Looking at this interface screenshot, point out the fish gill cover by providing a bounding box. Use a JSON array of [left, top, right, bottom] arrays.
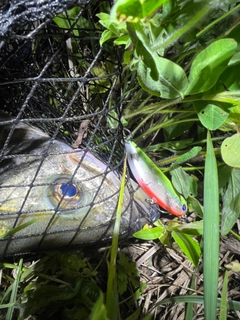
[[0, 0, 155, 257]]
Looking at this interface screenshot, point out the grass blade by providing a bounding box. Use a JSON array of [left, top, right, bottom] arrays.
[[185, 274, 196, 320], [106, 156, 127, 320], [6, 258, 23, 320], [0, 217, 42, 240], [203, 130, 219, 320], [152, 2, 211, 52], [219, 270, 229, 320], [150, 295, 240, 311]]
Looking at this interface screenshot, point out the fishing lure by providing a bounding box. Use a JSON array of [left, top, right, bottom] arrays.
[[125, 141, 187, 217]]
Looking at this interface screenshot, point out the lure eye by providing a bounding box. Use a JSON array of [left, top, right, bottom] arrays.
[[60, 183, 77, 198], [182, 204, 187, 212]]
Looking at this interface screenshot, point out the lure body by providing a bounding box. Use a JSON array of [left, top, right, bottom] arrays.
[[125, 141, 187, 217]]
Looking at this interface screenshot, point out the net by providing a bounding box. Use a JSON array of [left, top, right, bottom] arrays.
[[0, 0, 154, 257]]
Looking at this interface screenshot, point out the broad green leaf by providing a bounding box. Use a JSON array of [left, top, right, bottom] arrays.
[[123, 50, 133, 64], [125, 308, 142, 320], [118, 19, 188, 98], [74, 16, 93, 31], [97, 12, 112, 29], [24, 278, 82, 315], [218, 164, 232, 190], [177, 221, 203, 236], [153, 220, 171, 245], [228, 51, 240, 67], [81, 281, 101, 309], [138, 56, 188, 99], [186, 39, 237, 94], [89, 293, 109, 320], [170, 165, 198, 198], [228, 105, 240, 124], [111, 0, 167, 22], [108, 22, 126, 36], [188, 197, 203, 218], [133, 22, 159, 80], [194, 101, 229, 130], [53, 15, 71, 29], [107, 110, 120, 129], [114, 35, 130, 46], [221, 168, 240, 235], [203, 131, 219, 320], [226, 21, 240, 59], [53, 7, 82, 30], [221, 134, 240, 168], [97, 13, 128, 45], [175, 146, 202, 164], [127, 23, 159, 80], [133, 226, 164, 240], [100, 30, 114, 46], [117, 252, 140, 295], [172, 231, 200, 266], [163, 118, 194, 140], [98, 13, 126, 35], [153, 220, 164, 228], [152, 2, 211, 52], [218, 66, 240, 90], [159, 228, 171, 246], [53, 8, 90, 37]]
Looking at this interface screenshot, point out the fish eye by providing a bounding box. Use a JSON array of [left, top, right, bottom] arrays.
[[60, 183, 77, 198], [49, 177, 83, 208]]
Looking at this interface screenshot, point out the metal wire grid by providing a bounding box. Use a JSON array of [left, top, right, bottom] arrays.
[[0, 0, 143, 257]]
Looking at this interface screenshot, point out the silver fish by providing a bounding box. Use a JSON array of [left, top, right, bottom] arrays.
[[0, 117, 158, 257]]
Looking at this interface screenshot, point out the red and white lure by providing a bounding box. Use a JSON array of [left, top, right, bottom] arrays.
[[125, 141, 187, 217]]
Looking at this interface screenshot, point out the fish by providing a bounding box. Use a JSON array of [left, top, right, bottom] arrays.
[[125, 141, 187, 217], [0, 116, 159, 257]]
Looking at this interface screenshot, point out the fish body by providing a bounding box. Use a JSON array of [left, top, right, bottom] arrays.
[[125, 141, 187, 217], [0, 119, 158, 257]]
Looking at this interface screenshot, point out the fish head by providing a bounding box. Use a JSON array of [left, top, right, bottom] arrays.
[[0, 139, 157, 256]]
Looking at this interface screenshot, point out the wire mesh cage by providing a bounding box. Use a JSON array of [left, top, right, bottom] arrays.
[[0, 0, 156, 257]]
